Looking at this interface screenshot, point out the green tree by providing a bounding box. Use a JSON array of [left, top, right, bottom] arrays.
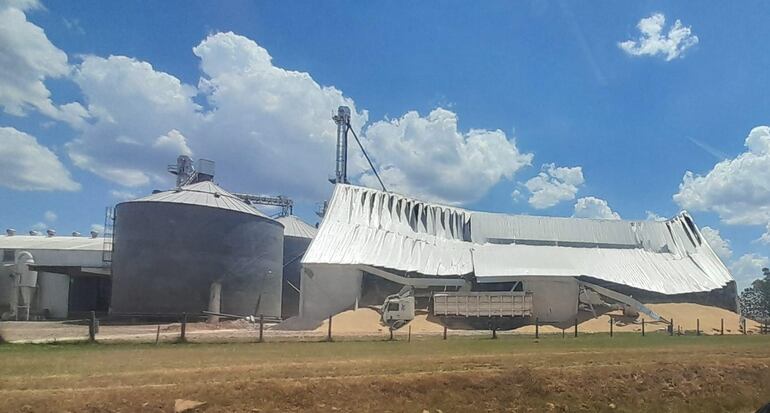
[[740, 267, 770, 321]]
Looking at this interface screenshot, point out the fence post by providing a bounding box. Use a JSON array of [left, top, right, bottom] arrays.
[[562, 328, 565, 339], [327, 315, 333, 342], [742, 318, 747, 335], [609, 316, 613, 338], [443, 325, 447, 340], [574, 318, 578, 338], [88, 311, 97, 342], [408, 325, 412, 343], [696, 318, 700, 336], [155, 324, 160, 345], [492, 327, 497, 339], [258, 314, 264, 343], [180, 312, 187, 342], [669, 318, 674, 336], [641, 319, 645, 337], [535, 318, 539, 339], [721, 318, 724, 336]]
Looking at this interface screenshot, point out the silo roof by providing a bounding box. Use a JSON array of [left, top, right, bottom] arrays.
[[276, 215, 317, 239], [128, 181, 269, 218], [0, 235, 104, 251]]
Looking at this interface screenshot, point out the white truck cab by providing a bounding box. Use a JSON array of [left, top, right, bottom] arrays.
[[380, 287, 415, 329]]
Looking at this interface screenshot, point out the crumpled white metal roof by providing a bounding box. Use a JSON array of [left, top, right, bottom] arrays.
[[302, 184, 734, 295], [277, 215, 318, 239], [0, 235, 104, 251], [128, 181, 268, 218]]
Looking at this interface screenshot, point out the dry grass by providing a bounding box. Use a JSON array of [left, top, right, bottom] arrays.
[[1, 334, 770, 412]]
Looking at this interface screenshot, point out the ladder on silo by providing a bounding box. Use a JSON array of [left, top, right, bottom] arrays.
[[102, 206, 115, 263]]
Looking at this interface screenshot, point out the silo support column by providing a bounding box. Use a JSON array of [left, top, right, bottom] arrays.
[[8, 279, 18, 320], [208, 282, 222, 324]]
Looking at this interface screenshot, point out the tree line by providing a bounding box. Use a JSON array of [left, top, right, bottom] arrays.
[[740, 267, 770, 321]]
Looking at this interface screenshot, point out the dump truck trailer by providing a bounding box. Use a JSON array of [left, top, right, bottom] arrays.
[[432, 291, 533, 317], [381, 288, 534, 330]]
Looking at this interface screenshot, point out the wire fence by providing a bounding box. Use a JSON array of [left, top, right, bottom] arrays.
[[1, 312, 768, 345]]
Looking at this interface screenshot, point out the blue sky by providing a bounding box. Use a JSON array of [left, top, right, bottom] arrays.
[[1, 0, 769, 287]]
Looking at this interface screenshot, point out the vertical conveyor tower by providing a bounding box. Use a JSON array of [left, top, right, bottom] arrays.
[[332, 106, 351, 184]]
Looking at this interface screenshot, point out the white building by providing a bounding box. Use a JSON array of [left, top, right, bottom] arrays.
[[1, 233, 107, 319], [300, 184, 736, 326]]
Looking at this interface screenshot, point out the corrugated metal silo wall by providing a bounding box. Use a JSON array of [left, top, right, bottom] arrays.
[[281, 235, 311, 319], [110, 202, 284, 318]]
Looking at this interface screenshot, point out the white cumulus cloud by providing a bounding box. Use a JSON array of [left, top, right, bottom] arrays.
[[30, 221, 46, 232], [573, 196, 621, 220], [759, 223, 770, 245], [109, 189, 138, 201], [152, 129, 192, 157], [64, 32, 531, 205], [66, 55, 202, 187], [730, 253, 769, 284], [43, 210, 57, 223], [674, 126, 770, 228], [0, 1, 88, 126], [618, 13, 698, 61], [192, 32, 367, 200], [645, 211, 667, 222], [524, 163, 584, 209], [65, 33, 366, 199], [360, 108, 532, 205], [0, 126, 80, 191], [699, 226, 732, 261]]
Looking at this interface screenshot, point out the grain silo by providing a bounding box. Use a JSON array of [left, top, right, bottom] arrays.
[[110, 181, 284, 318], [275, 215, 317, 318]]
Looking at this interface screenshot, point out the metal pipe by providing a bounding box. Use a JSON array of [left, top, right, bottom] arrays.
[[332, 106, 351, 184]]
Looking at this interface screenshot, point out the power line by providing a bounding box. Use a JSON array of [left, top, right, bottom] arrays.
[[347, 122, 387, 192]]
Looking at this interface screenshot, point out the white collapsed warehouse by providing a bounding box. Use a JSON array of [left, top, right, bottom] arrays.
[[300, 184, 736, 328]]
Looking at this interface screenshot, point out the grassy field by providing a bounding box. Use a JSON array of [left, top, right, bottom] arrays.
[[1, 334, 770, 412]]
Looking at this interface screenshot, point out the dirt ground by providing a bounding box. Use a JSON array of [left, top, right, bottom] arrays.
[[1, 335, 770, 413]]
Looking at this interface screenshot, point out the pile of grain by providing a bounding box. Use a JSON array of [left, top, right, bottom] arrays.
[[307, 309, 448, 334], [647, 303, 759, 334], [277, 303, 758, 336], [314, 308, 386, 334], [515, 303, 759, 335], [406, 314, 446, 333], [272, 316, 322, 331]]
